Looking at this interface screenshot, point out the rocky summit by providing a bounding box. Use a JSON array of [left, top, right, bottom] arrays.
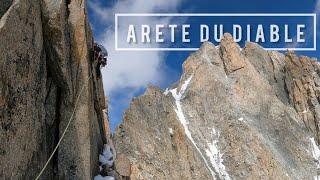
[[112, 34, 320, 180]]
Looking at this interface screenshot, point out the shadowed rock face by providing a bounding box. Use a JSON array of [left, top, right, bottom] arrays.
[[0, 0, 109, 179], [0, 0, 13, 18], [113, 34, 320, 179]]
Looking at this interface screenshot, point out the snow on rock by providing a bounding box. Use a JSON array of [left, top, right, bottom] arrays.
[[102, 145, 113, 162], [99, 144, 114, 167], [169, 76, 217, 179], [180, 76, 193, 94], [169, 128, 174, 135], [310, 137, 320, 179], [94, 175, 115, 180], [238, 117, 244, 121], [95, 144, 115, 180], [206, 128, 231, 180], [164, 88, 170, 95], [310, 138, 320, 167]]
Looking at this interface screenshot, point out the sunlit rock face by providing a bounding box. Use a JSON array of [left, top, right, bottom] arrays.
[[0, 0, 108, 179], [113, 34, 320, 180]]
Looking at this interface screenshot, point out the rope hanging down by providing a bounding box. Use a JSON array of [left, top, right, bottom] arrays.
[[35, 71, 93, 180]]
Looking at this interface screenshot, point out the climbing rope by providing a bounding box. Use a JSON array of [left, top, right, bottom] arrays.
[[35, 70, 93, 180], [35, 41, 97, 179], [35, 37, 104, 179]]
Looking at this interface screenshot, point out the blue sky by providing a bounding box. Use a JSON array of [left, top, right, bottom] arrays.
[[87, 0, 320, 132]]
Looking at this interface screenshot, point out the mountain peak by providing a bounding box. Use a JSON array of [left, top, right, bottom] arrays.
[[113, 39, 320, 179]]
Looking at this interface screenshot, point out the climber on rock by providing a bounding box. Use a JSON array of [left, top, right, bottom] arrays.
[[93, 42, 108, 79], [91, 42, 101, 62], [101, 50, 108, 67]]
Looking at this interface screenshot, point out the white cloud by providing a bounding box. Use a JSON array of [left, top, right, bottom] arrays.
[[287, 0, 320, 48], [311, 0, 319, 38], [88, 0, 183, 95], [87, 0, 184, 130], [316, 0, 320, 14]]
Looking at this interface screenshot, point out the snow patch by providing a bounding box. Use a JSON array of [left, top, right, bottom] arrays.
[[310, 138, 320, 167], [180, 76, 193, 94], [164, 88, 170, 95], [95, 144, 115, 179], [302, 110, 307, 114], [206, 128, 231, 180], [238, 117, 244, 121], [169, 76, 217, 179], [99, 144, 114, 167], [310, 137, 320, 179], [94, 175, 115, 180], [169, 128, 174, 135]]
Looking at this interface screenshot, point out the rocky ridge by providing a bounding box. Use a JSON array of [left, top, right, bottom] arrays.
[[112, 33, 320, 180]]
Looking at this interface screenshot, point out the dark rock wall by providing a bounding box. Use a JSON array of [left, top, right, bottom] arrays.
[[0, 0, 13, 18], [0, 0, 108, 179]]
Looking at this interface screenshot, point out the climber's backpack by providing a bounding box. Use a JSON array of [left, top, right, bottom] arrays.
[[101, 57, 107, 67]]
